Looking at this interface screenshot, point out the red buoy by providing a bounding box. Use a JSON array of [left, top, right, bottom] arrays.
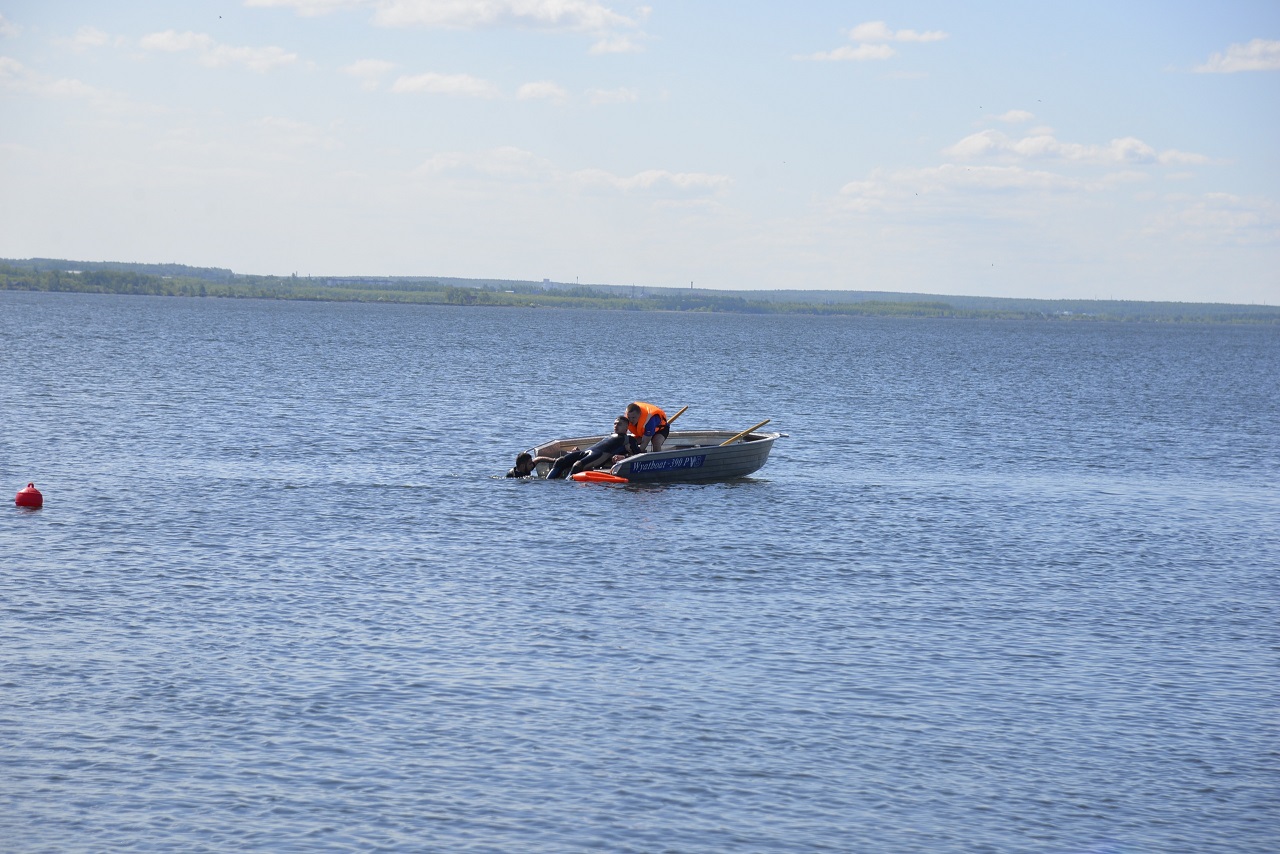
[[15, 482, 43, 509]]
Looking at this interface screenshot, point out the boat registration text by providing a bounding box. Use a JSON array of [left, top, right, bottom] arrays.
[[630, 454, 707, 474]]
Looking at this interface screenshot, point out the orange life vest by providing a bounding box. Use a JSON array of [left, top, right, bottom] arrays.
[[626, 401, 667, 438]]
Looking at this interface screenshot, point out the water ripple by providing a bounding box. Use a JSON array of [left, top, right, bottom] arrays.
[[1, 294, 1277, 852]]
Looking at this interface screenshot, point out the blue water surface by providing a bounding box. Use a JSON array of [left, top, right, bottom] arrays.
[[2, 291, 1277, 852]]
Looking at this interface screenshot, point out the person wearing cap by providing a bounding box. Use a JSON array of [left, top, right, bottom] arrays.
[[625, 401, 669, 453]]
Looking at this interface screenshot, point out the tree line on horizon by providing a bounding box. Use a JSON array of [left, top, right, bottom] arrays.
[[1, 260, 1276, 324]]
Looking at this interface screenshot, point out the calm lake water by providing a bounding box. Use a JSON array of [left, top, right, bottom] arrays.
[[2, 291, 1277, 853]]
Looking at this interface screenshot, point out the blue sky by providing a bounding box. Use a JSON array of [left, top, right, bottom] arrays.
[[1, 1, 1277, 303]]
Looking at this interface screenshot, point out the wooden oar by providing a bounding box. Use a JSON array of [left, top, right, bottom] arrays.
[[719, 419, 771, 447]]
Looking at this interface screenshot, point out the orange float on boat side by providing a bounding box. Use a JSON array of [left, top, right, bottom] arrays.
[[570, 471, 629, 484]]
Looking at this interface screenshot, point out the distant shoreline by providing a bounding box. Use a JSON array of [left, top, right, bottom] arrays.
[[3, 257, 1276, 325]]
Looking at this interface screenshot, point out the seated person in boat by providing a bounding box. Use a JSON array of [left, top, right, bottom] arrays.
[[625, 401, 669, 452], [545, 416, 640, 479], [505, 451, 557, 478]]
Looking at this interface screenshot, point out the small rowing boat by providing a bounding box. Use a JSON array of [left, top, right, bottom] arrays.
[[528, 427, 782, 484]]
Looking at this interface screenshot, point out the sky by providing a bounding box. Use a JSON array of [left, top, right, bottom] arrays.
[[1, 1, 1278, 304]]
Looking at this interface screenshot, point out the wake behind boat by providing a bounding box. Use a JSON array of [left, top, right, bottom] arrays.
[[529, 427, 782, 483]]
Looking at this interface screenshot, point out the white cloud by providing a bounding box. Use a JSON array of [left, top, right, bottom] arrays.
[[0, 55, 102, 99], [835, 123, 1222, 233], [0, 54, 158, 117], [140, 30, 299, 72], [1146, 193, 1280, 246], [390, 71, 499, 98], [413, 146, 555, 179], [798, 20, 947, 62], [996, 109, 1034, 124], [1156, 148, 1212, 166], [245, 0, 646, 46], [67, 26, 113, 51], [206, 44, 299, 72], [140, 30, 213, 52], [1100, 170, 1152, 186], [586, 86, 638, 105], [799, 43, 895, 62], [258, 116, 344, 151], [847, 21, 948, 43], [410, 146, 730, 198], [589, 34, 643, 54], [342, 58, 395, 90], [839, 163, 1082, 212], [244, 0, 361, 16], [945, 129, 1208, 167], [0, 14, 19, 39], [571, 168, 732, 195], [372, 0, 637, 31], [517, 80, 569, 102], [244, 1, 648, 56], [1194, 39, 1280, 73]]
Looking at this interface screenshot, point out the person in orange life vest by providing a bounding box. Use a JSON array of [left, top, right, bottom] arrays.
[[625, 401, 669, 453]]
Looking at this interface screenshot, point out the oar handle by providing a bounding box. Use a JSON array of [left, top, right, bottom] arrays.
[[665, 405, 688, 427], [719, 419, 771, 447]]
